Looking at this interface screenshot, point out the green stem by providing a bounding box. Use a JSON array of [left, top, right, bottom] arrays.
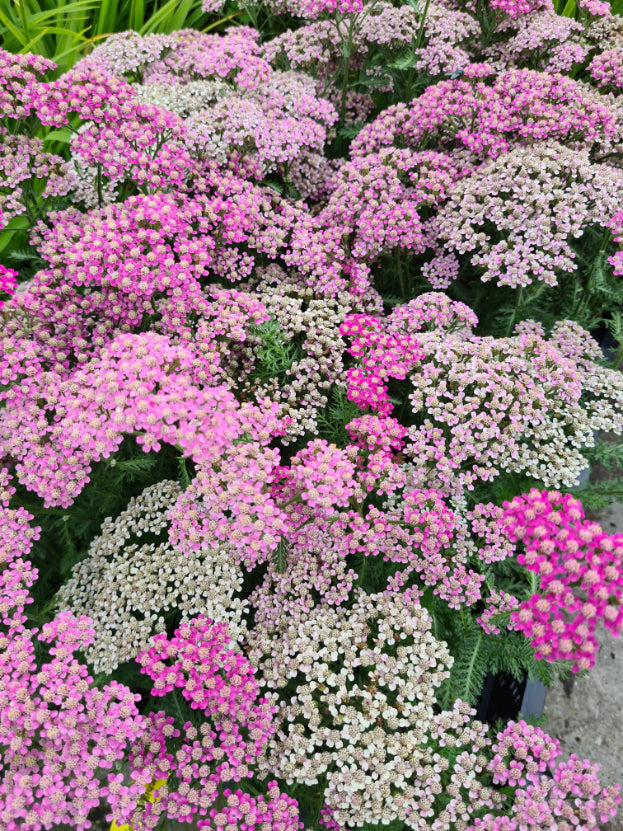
[[310, 782, 327, 830], [463, 631, 483, 700], [394, 249, 407, 300], [171, 688, 188, 728], [356, 553, 368, 587], [415, 0, 432, 50], [505, 285, 524, 337], [338, 20, 354, 127], [16, 0, 30, 43]]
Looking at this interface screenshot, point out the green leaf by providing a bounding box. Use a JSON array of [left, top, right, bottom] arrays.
[[0, 8, 29, 45], [338, 123, 365, 139], [390, 52, 418, 71], [275, 538, 288, 574], [571, 477, 623, 511], [584, 438, 623, 471], [445, 629, 488, 705], [42, 126, 74, 145]]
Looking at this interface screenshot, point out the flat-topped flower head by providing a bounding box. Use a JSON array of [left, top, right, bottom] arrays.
[[503, 489, 623, 671]]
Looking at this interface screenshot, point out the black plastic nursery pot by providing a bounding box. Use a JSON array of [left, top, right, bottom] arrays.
[[475, 672, 547, 726]]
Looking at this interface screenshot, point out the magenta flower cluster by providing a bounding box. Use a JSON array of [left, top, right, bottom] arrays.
[[503, 489, 623, 671]]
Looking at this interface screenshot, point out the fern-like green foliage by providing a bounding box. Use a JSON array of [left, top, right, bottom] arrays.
[[571, 476, 623, 511], [249, 318, 303, 379], [584, 438, 623, 472], [448, 628, 488, 706], [315, 387, 363, 448], [438, 624, 553, 709]]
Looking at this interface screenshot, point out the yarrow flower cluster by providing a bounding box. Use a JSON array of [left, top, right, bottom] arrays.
[[0, 264, 16, 305], [0, 500, 149, 831], [470, 721, 620, 831], [503, 490, 623, 671], [2, 0, 623, 826], [434, 143, 623, 288], [57, 480, 248, 673], [121, 617, 283, 829]]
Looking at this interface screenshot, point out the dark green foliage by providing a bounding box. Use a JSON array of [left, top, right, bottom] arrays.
[[315, 387, 363, 448], [585, 438, 623, 472], [447, 628, 488, 706], [571, 476, 623, 511]]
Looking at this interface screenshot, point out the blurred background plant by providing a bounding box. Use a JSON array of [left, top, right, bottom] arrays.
[[0, 0, 242, 76]]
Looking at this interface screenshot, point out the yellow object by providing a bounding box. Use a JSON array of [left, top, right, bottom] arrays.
[[109, 778, 168, 831]]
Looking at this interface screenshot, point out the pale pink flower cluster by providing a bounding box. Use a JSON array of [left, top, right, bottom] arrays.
[[578, 0, 611, 16], [590, 47, 623, 90], [341, 295, 620, 492], [477, 590, 521, 636], [0, 134, 75, 229], [0, 332, 248, 506], [435, 142, 623, 288], [470, 721, 621, 831]]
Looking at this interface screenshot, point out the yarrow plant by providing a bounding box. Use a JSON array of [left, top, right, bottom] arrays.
[[503, 489, 623, 672], [3, 0, 623, 826]]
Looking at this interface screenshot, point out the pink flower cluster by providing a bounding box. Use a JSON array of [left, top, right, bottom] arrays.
[[0, 332, 248, 506], [488, 0, 548, 18], [503, 489, 623, 671], [317, 149, 459, 266], [352, 69, 616, 160], [123, 617, 285, 829], [137, 616, 275, 755], [470, 721, 621, 831], [489, 720, 560, 787], [0, 264, 16, 306], [340, 312, 423, 415], [3, 6, 623, 828], [0, 134, 75, 229], [591, 47, 623, 90], [209, 784, 302, 831], [0, 497, 148, 831], [401, 488, 485, 608], [477, 590, 521, 635], [0, 50, 56, 120]]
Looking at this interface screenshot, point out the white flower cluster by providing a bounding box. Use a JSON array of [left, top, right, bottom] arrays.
[[135, 79, 229, 117], [250, 589, 492, 828], [57, 480, 247, 674]]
